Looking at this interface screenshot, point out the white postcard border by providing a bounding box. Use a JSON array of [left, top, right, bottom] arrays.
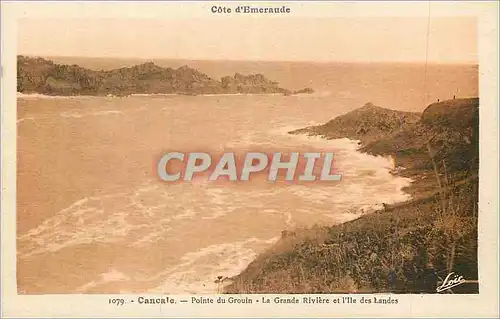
[[1, 2, 498, 318]]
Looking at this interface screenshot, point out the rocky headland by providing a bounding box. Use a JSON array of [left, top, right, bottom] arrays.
[[17, 56, 314, 97], [226, 98, 479, 294], [290, 102, 421, 144]]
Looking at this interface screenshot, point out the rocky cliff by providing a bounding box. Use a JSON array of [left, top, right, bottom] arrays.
[[289, 102, 421, 144], [227, 98, 479, 294], [361, 98, 479, 173], [290, 98, 479, 173], [17, 56, 313, 96]]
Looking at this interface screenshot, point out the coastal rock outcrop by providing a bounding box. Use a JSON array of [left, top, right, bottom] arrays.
[[226, 97, 480, 294], [221, 73, 290, 94], [362, 98, 479, 172], [292, 87, 315, 95], [17, 56, 314, 96], [289, 102, 421, 144], [290, 98, 479, 172]]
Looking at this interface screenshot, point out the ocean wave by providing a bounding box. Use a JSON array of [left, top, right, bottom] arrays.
[[18, 125, 412, 257], [59, 110, 124, 119], [129, 93, 286, 98], [16, 117, 36, 124], [18, 123, 414, 293], [17, 93, 95, 100], [147, 236, 280, 294], [76, 269, 130, 293]]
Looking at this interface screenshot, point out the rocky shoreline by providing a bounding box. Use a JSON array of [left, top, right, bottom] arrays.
[[225, 98, 479, 294], [17, 56, 314, 97]]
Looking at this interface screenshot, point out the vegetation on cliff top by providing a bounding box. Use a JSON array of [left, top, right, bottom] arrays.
[[17, 56, 314, 97], [226, 98, 479, 294]]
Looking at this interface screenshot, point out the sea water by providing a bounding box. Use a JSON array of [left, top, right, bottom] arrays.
[[16, 61, 478, 294]]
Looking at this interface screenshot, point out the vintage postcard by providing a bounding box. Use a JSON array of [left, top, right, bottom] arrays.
[[1, 1, 499, 318]]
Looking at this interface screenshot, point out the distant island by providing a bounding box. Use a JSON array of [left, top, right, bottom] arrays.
[[17, 56, 314, 97]]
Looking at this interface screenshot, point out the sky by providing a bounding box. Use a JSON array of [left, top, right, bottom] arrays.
[[18, 17, 477, 63]]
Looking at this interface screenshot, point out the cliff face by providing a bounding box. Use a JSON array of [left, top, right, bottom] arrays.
[[18, 57, 101, 95], [17, 56, 312, 96], [362, 98, 479, 173]]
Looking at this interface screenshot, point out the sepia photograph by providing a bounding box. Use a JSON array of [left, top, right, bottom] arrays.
[[15, 14, 481, 295], [2, 1, 499, 318]]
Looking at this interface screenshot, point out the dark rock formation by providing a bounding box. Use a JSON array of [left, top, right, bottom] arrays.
[[292, 87, 314, 95], [290, 98, 479, 173], [289, 102, 421, 144], [221, 73, 290, 94], [17, 56, 312, 97]]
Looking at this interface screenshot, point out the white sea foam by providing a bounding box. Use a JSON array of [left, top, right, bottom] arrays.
[[129, 93, 285, 98], [18, 122, 414, 294], [147, 236, 280, 294], [18, 131, 412, 259], [76, 269, 130, 293], [16, 117, 36, 124], [59, 110, 124, 119], [17, 93, 94, 100], [129, 93, 178, 97]]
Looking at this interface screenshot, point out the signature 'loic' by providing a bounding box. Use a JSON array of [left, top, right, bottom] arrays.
[[436, 272, 466, 293]]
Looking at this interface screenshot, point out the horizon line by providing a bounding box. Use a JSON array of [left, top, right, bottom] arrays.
[[18, 54, 479, 66]]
